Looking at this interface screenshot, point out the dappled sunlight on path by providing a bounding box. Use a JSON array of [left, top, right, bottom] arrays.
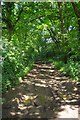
[[2, 61, 80, 119]]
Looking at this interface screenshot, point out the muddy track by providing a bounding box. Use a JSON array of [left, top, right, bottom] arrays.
[[2, 61, 80, 119]]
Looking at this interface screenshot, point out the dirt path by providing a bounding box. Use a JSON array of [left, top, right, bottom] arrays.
[[2, 61, 80, 119]]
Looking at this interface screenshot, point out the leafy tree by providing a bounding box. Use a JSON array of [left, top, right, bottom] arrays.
[[2, 2, 80, 92]]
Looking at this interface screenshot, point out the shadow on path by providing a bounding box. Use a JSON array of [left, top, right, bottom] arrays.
[[2, 61, 80, 119]]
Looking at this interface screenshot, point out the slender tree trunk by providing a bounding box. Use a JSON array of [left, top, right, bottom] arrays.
[[71, 2, 80, 40], [58, 2, 64, 35]]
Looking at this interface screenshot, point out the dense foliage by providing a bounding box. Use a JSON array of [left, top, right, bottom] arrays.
[[2, 2, 80, 93]]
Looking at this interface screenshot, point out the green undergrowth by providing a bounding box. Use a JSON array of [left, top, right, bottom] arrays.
[[48, 58, 80, 81], [2, 60, 34, 93]]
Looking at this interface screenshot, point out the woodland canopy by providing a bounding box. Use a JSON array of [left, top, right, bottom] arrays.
[[2, 2, 80, 93]]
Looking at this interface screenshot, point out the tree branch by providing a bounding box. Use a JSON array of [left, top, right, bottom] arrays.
[[2, 27, 7, 29], [47, 27, 57, 44]]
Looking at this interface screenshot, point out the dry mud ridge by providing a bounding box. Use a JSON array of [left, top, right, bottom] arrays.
[[2, 61, 80, 119]]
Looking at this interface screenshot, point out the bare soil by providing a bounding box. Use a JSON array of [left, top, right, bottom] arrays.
[[2, 61, 80, 119]]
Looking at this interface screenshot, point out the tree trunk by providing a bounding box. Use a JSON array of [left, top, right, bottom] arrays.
[[58, 2, 64, 34], [71, 2, 80, 40]]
